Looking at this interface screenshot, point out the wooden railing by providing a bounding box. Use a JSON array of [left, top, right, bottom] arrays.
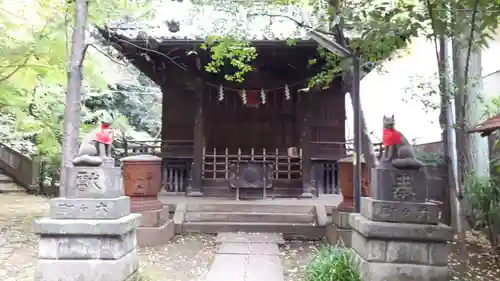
[[162, 158, 191, 193], [312, 159, 340, 194], [117, 139, 194, 158], [203, 147, 302, 180], [117, 139, 385, 195], [0, 143, 39, 192]]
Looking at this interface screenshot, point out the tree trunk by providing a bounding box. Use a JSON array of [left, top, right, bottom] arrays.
[[451, 15, 490, 278], [452, 36, 490, 216], [59, 0, 89, 197]]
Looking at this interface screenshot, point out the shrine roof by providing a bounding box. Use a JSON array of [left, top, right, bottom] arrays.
[[468, 114, 500, 136], [103, 0, 347, 42]]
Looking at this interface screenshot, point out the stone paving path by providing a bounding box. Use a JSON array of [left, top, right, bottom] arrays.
[[204, 232, 285, 281]]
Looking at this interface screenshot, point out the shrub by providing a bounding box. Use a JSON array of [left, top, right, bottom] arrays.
[[305, 245, 361, 281], [466, 174, 500, 250]]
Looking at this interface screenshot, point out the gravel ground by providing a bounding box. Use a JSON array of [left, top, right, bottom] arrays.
[[281, 240, 321, 281], [3, 193, 500, 281], [0, 193, 215, 281]]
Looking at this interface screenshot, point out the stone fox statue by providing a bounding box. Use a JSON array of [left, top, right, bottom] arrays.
[[381, 115, 423, 169], [78, 122, 113, 158]]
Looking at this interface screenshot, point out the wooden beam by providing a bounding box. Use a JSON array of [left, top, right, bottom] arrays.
[[187, 77, 204, 197], [300, 92, 314, 198]]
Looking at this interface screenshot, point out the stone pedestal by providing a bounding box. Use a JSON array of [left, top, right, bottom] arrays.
[[337, 156, 370, 212], [34, 162, 141, 281], [136, 207, 175, 247], [326, 210, 352, 247], [121, 155, 163, 213], [349, 166, 453, 281]]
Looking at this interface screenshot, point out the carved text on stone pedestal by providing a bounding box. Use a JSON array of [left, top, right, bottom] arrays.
[[96, 202, 108, 215], [80, 204, 88, 212], [418, 207, 430, 219], [75, 171, 103, 191], [378, 205, 397, 219], [392, 173, 415, 201], [58, 203, 75, 213]]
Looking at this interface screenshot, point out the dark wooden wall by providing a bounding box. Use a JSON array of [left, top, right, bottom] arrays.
[[310, 83, 346, 159], [160, 80, 346, 158], [161, 82, 195, 157], [204, 86, 300, 152]]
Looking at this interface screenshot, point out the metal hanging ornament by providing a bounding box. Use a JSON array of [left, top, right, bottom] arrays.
[[284, 84, 291, 100], [260, 89, 266, 104], [218, 85, 224, 101], [241, 89, 247, 104]]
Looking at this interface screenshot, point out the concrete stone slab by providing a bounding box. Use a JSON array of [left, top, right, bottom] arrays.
[[136, 220, 175, 247], [331, 210, 351, 228], [34, 213, 141, 236], [348, 213, 453, 242], [217, 243, 250, 254], [139, 207, 170, 227], [49, 197, 131, 220], [249, 243, 280, 255], [204, 254, 247, 281], [65, 166, 123, 199], [35, 249, 139, 281], [216, 232, 285, 244], [217, 243, 280, 255], [314, 204, 328, 226], [360, 197, 440, 224], [326, 224, 352, 247], [246, 254, 284, 281], [173, 202, 186, 234], [38, 230, 136, 259]]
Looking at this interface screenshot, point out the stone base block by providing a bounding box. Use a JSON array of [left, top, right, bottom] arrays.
[[332, 210, 351, 229], [65, 166, 123, 199], [137, 220, 175, 247], [360, 197, 441, 224], [49, 196, 131, 219], [139, 207, 170, 227], [34, 213, 141, 236], [351, 230, 449, 266], [371, 166, 426, 202], [38, 230, 137, 259], [348, 213, 453, 242], [35, 249, 139, 281], [353, 251, 449, 281], [131, 196, 163, 213], [326, 224, 352, 247]]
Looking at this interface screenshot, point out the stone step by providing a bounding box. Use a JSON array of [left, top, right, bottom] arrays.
[[0, 182, 25, 193], [186, 203, 314, 214], [0, 173, 14, 183], [184, 211, 315, 224], [182, 221, 324, 239]]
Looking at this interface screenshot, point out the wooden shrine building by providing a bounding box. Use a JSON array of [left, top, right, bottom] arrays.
[[98, 6, 350, 198]]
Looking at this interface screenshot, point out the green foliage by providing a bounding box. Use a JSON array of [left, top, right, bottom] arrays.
[[465, 174, 500, 247], [201, 36, 257, 83], [305, 245, 361, 281], [416, 151, 444, 167], [0, 0, 158, 163]]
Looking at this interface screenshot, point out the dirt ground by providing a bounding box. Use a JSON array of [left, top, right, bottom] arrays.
[[0, 193, 215, 281], [1, 193, 500, 281]]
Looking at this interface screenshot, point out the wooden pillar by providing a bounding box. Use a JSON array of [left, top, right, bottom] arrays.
[[187, 78, 204, 197], [300, 92, 314, 198]]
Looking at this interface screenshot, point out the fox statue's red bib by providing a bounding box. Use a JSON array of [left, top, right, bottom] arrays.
[[382, 128, 402, 147], [95, 123, 113, 145]]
